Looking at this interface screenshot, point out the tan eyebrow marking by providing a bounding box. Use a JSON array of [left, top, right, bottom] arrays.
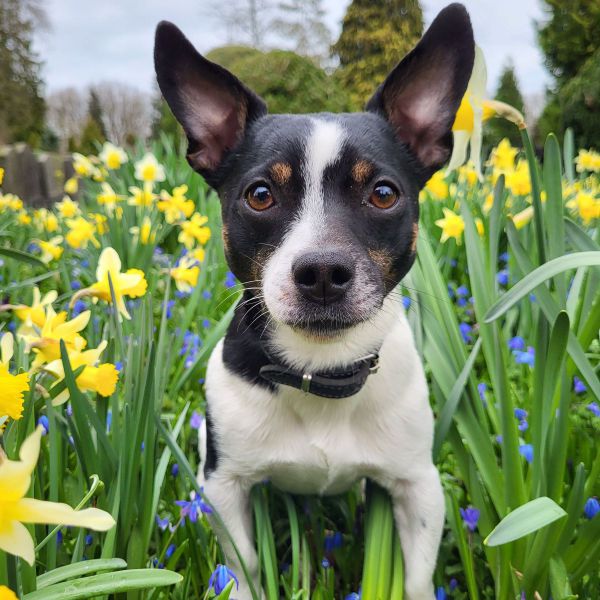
[[351, 160, 373, 184], [270, 162, 292, 185], [411, 223, 419, 253]]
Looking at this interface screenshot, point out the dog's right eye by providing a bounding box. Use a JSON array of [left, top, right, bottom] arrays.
[[245, 183, 274, 211]]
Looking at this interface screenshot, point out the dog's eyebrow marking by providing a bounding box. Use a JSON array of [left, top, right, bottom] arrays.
[[270, 162, 292, 185], [351, 160, 373, 184]]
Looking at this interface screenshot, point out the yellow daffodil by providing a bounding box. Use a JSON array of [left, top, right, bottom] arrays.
[[36, 236, 64, 264], [575, 149, 600, 173], [488, 138, 518, 172], [7, 287, 58, 329], [421, 171, 449, 201], [65, 216, 99, 249], [134, 153, 166, 183], [22, 306, 90, 369], [71, 247, 147, 320], [72, 153, 99, 179], [91, 213, 108, 235], [191, 247, 206, 263], [475, 218, 485, 237], [56, 196, 80, 219], [99, 142, 128, 170], [510, 206, 534, 230], [566, 191, 600, 225], [0, 586, 18, 600], [0, 194, 23, 212], [435, 208, 465, 243], [178, 213, 211, 249], [130, 216, 155, 245], [170, 255, 200, 293], [0, 167, 4, 186], [33, 208, 59, 233], [17, 212, 31, 225], [128, 182, 156, 207], [0, 333, 29, 421], [97, 182, 122, 212], [64, 176, 78, 195], [0, 426, 115, 564], [505, 160, 531, 197], [158, 185, 195, 224], [44, 341, 119, 405], [447, 47, 525, 177]]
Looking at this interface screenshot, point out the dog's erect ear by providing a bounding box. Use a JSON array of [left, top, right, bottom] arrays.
[[154, 21, 267, 180], [366, 3, 474, 175]]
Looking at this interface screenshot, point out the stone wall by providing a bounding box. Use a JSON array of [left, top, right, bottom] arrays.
[[0, 144, 74, 207]]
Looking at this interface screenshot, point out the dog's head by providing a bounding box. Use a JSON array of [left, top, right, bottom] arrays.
[[155, 4, 474, 345]]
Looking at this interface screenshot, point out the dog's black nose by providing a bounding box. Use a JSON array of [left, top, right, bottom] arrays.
[[292, 251, 354, 304]]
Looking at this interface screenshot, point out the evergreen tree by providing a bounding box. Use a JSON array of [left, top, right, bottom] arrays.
[[88, 88, 107, 139], [0, 0, 46, 146], [150, 88, 183, 146], [76, 89, 107, 154], [485, 62, 525, 147], [332, 0, 423, 108]]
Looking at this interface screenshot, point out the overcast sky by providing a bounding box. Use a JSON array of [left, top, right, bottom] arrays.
[[35, 0, 551, 98]]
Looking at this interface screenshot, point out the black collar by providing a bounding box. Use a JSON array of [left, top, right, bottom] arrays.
[[259, 351, 380, 399]]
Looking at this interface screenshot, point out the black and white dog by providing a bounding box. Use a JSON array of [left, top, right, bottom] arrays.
[[155, 5, 474, 598]]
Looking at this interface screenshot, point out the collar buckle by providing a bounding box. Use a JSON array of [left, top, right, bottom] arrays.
[[301, 372, 312, 393]]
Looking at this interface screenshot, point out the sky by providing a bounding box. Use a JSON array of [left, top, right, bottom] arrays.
[[35, 0, 552, 99]]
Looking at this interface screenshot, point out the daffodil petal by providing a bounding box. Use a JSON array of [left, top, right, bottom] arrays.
[[0, 519, 35, 565], [13, 498, 116, 531], [96, 247, 122, 281], [1, 332, 13, 365], [447, 130, 470, 173]]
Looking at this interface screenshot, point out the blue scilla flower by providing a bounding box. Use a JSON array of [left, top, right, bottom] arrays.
[[202, 290, 212, 300], [324, 531, 343, 552], [165, 300, 175, 319], [508, 336, 525, 351], [519, 444, 534, 463], [513, 347, 535, 366], [202, 318, 211, 328], [587, 402, 600, 418], [56, 530, 63, 546], [459, 322, 472, 343], [80, 259, 90, 268], [436, 587, 447, 600], [573, 377, 587, 394], [85, 534, 93, 546], [402, 296, 411, 310], [514, 408, 528, 420], [499, 251, 509, 263], [190, 410, 203, 430], [114, 361, 123, 372], [584, 497, 599, 520], [175, 289, 190, 299], [152, 558, 164, 569], [447, 284, 455, 299], [518, 419, 528, 432], [171, 463, 179, 477], [321, 558, 330, 568], [478, 382, 487, 402], [224, 271, 237, 289], [345, 594, 360, 600], [70, 279, 82, 290], [156, 516, 169, 531], [37, 415, 49, 435], [175, 490, 212, 522], [457, 297, 468, 307], [459, 506, 480, 532], [456, 285, 469, 297], [449, 578, 458, 591], [165, 543, 176, 559], [71, 299, 87, 316], [497, 269, 509, 286], [208, 564, 239, 595]]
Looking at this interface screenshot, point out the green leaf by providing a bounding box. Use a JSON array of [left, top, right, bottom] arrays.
[[484, 251, 600, 322], [24, 569, 182, 600], [0, 246, 46, 268], [36, 559, 127, 589], [484, 497, 567, 547]]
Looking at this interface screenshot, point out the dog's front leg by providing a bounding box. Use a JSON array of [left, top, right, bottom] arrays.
[[203, 475, 262, 600], [388, 465, 445, 600]]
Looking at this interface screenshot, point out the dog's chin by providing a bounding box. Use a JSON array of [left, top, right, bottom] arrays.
[[287, 317, 359, 341]]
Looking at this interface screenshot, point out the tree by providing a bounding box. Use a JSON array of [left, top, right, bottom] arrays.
[[88, 89, 107, 139], [485, 62, 525, 147], [150, 85, 183, 145], [537, 0, 600, 86], [206, 46, 352, 114], [270, 0, 331, 66], [204, 0, 273, 48], [0, 0, 46, 146], [332, 0, 423, 108], [47, 87, 87, 152]]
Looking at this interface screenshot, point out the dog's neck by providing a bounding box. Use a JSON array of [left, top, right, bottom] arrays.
[[221, 290, 401, 389]]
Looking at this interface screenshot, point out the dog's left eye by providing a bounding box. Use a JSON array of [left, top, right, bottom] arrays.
[[245, 183, 274, 211], [369, 183, 399, 209]]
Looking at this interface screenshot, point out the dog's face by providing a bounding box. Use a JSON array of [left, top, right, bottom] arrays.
[[155, 4, 474, 339]]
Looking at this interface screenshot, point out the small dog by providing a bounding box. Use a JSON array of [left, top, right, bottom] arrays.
[[155, 4, 474, 598]]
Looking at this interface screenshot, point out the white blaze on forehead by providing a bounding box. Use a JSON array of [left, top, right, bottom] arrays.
[[302, 118, 346, 222]]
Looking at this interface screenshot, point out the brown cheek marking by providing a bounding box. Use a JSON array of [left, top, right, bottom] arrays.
[[411, 223, 419, 253], [222, 224, 230, 255], [270, 162, 292, 186], [351, 160, 373, 184], [249, 247, 274, 285], [368, 248, 393, 279]]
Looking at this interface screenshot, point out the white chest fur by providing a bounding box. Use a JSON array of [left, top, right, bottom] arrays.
[[201, 303, 434, 495]]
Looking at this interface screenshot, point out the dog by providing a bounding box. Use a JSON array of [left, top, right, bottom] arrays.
[[154, 4, 474, 598]]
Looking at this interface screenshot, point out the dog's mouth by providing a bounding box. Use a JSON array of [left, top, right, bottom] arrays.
[[288, 315, 362, 338]]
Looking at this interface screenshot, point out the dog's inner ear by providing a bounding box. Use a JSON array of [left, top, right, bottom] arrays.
[[154, 21, 267, 178], [366, 4, 474, 173]]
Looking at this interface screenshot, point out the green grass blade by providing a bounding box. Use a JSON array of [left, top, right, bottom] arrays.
[[36, 559, 127, 589]]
